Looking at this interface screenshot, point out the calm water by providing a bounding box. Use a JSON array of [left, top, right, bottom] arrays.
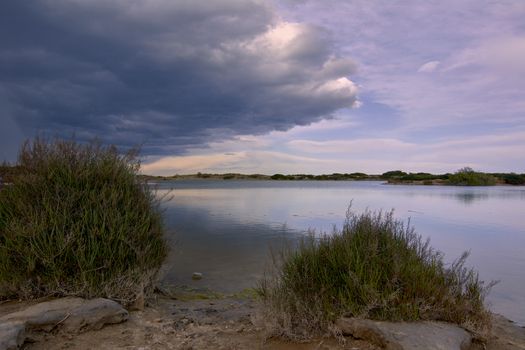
[[155, 180, 525, 325]]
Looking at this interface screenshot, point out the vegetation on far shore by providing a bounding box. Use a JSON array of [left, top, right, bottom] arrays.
[[3, 163, 523, 186], [135, 171, 380, 181], [133, 168, 524, 186], [258, 208, 495, 340], [0, 138, 167, 304]]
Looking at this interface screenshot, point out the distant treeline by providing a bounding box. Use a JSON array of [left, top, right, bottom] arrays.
[[269, 169, 525, 185], [381, 168, 525, 186], [4, 163, 524, 186], [269, 172, 377, 181], [137, 172, 381, 181], [137, 167, 525, 186]]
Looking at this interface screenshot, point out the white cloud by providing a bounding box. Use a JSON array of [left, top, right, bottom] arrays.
[[276, 0, 525, 131], [445, 36, 525, 76], [282, 116, 359, 134], [141, 153, 248, 175], [417, 60, 440, 73], [287, 138, 415, 154], [141, 151, 332, 175], [142, 128, 525, 175]]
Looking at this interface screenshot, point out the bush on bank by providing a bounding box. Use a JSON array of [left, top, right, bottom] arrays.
[[448, 167, 496, 186], [0, 138, 167, 304], [259, 208, 494, 339]]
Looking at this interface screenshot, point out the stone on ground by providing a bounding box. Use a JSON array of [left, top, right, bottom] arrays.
[[0, 297, 128, 350], [0, 322, 25, 350], [336, 317, 472, 350], [61, 298, 129, 332]]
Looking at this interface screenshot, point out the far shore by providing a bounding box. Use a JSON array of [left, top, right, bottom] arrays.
[[138, 171, 525, 186], [2, 163, 523, 186]]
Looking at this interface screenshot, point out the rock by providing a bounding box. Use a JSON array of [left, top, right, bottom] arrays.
[[1, 298, 85, 332], [0, 297, 128, 333], [336, 318, 402, 350], [192, 272, 203, 280], [0, 297, 128, 349], [336, 317, 472, 350], [0, 321, 25, 350], [61, 298, 129, 332]]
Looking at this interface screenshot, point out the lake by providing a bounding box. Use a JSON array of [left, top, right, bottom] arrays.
[[155, 180, 525, 325]]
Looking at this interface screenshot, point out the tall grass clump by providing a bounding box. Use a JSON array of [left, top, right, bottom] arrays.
[[259, 208, 494, 339], [0, 138, 168, 304]]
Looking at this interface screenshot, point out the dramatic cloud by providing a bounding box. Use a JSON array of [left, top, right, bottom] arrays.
[[0, 0, 358, 156], [2, 0, 524, 173]]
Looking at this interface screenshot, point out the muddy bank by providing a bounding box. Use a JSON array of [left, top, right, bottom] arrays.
[[14, 293, 376, 350], [1, 291, 523, 350]]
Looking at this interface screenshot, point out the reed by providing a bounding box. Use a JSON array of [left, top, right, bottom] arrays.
[[258, 208, 494, 339], [0, 138, 167, 305]]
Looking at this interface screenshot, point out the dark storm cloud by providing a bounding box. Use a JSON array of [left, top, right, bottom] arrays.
[[0, 0, 358, 155]]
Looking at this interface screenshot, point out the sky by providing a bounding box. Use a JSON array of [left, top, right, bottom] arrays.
[[1, 0, 524, 175]]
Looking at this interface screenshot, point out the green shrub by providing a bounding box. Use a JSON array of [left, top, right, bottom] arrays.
[[500, 173, 525, 185], [348, 172, 368, 180], [258, 208, 493, 339], [400, 172, 435, 181], [448, 167, 496, 186], [0, 138, 168, 304], [381, 170, 407, 179], [271, 174, 293, 180]]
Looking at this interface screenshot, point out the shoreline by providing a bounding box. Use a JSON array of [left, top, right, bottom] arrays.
[[141, 175, 524, 187], [3, 290, 524, 350], [138, 173, 525, 186]]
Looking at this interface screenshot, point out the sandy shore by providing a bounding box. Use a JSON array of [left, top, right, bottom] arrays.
[[2, 291, 523, 350], [19, 294, 377, 350]]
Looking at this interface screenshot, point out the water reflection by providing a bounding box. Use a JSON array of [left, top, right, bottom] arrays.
[[159, 203, 302, 292], [452, 192, 489, 204], [157, 180, 525, 325]]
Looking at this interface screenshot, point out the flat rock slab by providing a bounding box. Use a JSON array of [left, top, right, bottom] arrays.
[[336, 317, 472, 350], [0, 297, 128, 350], [0, 322, 25, 350]]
